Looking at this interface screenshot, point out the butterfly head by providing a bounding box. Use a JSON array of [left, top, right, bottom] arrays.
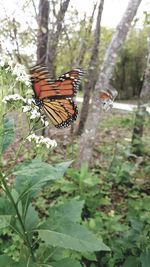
[[33, 96, 43, 107]]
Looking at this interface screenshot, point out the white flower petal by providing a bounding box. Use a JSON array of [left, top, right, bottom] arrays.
[[26, 133, 57, 148], [10, 63, 31, 87], [2, 94, 26, 103], [22, 105, 31, 113]]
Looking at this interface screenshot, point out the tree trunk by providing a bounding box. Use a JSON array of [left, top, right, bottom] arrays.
[[37, 0, 49, 64], [132, 34, 150, 155], [75, 2, 97, 67], [76, 0, 104, 135], [46, 0, 70, 77], [35, 0, 50, 136], [76, 0, 142, 167]]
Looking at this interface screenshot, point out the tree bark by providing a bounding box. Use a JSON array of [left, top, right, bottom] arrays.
[[75, 2, 97, 67], [37, 0, 49, 64], [76, 0, 104, 135], [76, 0, 142, 167], [46, 0, 70, 77], [132, 34, 150, 155]]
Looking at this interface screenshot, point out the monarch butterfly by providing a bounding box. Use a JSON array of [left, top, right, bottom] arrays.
[[30, 65, 84, 128], [99, 89, 118, 111]]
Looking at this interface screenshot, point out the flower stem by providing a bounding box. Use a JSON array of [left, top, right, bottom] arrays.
[[0, 173, 35, 261]]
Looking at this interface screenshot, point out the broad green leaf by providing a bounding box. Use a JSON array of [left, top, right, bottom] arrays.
[[0, 254, 52, 267], [14, 159, 72, 180], [36, 244, 67, 265], [141, 197, 150, 211], [0, 255, 15, 267], [0, 215, 11, 229], [11, 189, 23, 215], [0, 195, 15, 215], [14, 158, 72, 197], [38, 221, 110, 252], [0, 118, 14, 153], [123, 256, 141, 267], [59, 182, 78, 192], [81, 252, 97, 261], [48, 199, 84, 222], [24, 204, 39, 231], [13, 261, 51, 267], [18, 245, 54, 267], [51, 258, 82, 267], [140, 251, 150, 267]]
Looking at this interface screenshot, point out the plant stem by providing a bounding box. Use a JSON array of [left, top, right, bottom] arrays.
[[5, 131, 32, 177], [0, 173, 35, 261]]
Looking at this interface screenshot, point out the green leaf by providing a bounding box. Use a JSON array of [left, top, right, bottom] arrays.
[[11, 189, 23, 215], [0, 195, 15, 215], [12, 262, 50, 267], [24, 204, 39, 231], [51, 258, 82, 267], [0, 215, 11, 229], [18, 245, 54, 267], [14, 158, 72, 198], [140, 251, 150, 267], [123, 256, 141, 267], [0, 118, 14, 153], [0, 255, 51, 267], [0, 255, 15, 267], [59, 182, 78, 193], [38, 221, 110, 252], [39, 199, 109, 252], [141, 197, 150, 211], [36, 244, 60, 262], [48, 199, 84, 222]]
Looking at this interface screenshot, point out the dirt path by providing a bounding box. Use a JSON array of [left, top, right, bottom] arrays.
[[76, 97, 150, 113]]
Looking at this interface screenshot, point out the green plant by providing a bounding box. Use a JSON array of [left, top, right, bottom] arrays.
[[0, 158, 109, 266], [44, 142, 150, 266], [0, 66, 109, 266], [46, 164, 110, 216]]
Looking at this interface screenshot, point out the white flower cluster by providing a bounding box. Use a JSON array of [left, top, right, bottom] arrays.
[[11, 63, 31, 87], [2, 94, 49, 127], [2, 94, 26, 104], [27, 133, 57, 148], [22, 100, 49, 126], [0, 59, 30, 87], [28, 105, 41, 119]]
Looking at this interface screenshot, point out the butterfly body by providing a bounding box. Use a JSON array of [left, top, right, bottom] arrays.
[[33, 96, 43, 107], [30, 65, 84, 128], [99, 89, 118, 111]]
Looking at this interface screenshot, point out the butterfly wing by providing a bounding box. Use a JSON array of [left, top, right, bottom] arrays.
[[55, 69, 84, 97], [42, 98, 78, 128], [99, 90, 117, 111], [30, 65, 84, 99], [30, 65, 52, 98], [99, 91, 112, 102], [30, 65, 84, 128]]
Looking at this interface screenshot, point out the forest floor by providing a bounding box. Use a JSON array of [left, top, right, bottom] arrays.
[[4, 103, 150, 177], [2, 101, 150, 267], [77, 97, 150, 113], [2, 108, 145, 191]]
